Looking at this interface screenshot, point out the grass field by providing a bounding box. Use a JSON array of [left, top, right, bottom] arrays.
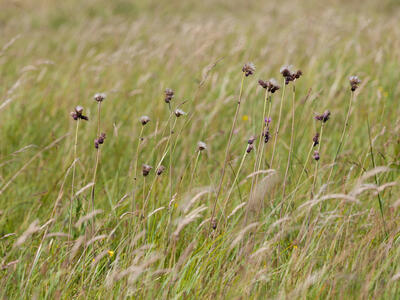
[[1, 0, 400, 298]]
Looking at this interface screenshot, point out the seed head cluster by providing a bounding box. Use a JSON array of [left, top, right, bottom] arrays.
[[258, 78, 280, 93], [315, 110, 331, 123], [280, 65, 303, 85], [94, 133, 106, 149]]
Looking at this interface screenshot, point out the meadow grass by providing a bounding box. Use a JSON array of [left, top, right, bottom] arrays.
[[1, 0, 400, 298]]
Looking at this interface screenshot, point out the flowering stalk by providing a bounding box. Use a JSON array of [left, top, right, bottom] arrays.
[[210, 63, 254, 233]]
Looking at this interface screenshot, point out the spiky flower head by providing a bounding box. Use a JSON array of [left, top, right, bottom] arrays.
[[94, 93, 106, 102], [140, 115, 150, 126], [242, 63, 255, 77]]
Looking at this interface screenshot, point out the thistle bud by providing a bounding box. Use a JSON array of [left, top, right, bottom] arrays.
[[313, 132, 319, 147], [349, 76, 361, 91], [248, 135, 256, 145], [246, 144, 254, 153], [94, 93, 106, 102], [313, 151, 320, 161], [140, 115, 150, 126], [197, 141, 207, 151], [142, 164, 152, 176], [174, 109, 186, 117]]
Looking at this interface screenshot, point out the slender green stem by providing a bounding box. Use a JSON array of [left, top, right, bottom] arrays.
[[270, 79, 286, 168], [312, 123, 324, 196], [367, 117, 388, 236], [327, 91, 353, 184], [68, 119, 80, 241], [132, 126, 144, 212], [281, 84, 296, 213], [189, 150, 201, 188], [210, 73, 245, 233]]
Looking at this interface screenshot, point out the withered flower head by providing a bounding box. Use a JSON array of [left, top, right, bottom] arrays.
[[349, 76, 361, 91], [94, 93, 106, 102], [268, 78, 280, 93], [313, 151, 320, 161], [280, 65, 293, 77], [164, 88, 174, 103], [248, 135, 256, 145], [71, 106, 88, 121], [197, 141, 207, 151], [142, 164, 152, 176], [156, 165, 165, 176], [140, 115, 150, 126], [211, 218, 217, 230], [313, 132, 319, 147], [242, 63, 255, 77], [174, 109, 186, 117], [258, 79, 269, 89], [263, 128, 270, 144], [246, 144, 254, 153]]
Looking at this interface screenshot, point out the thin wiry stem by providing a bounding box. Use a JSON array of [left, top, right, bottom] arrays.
[[90, 102, 101, 237], [189, 150, 201, 188], [281, 84, 296, 215], [270, 79, 286, 168], [132, 126, 144, 212], [327, 91, 353, 184], [367, 117, 388, 237], [68, 119, 80, 241], [312, 123, 324, 197], [222, 147, 247, 216], [210, 73, 245, 233]]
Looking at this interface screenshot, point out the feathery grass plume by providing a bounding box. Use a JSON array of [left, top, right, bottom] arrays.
[[327, 76, 360, 185], [211, 63, 253, 233], [90, 92, 106, 237], [69, 105, 88, 240]]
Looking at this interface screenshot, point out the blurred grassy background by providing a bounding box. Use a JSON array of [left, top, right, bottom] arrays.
[[1, 0, 400, 298]]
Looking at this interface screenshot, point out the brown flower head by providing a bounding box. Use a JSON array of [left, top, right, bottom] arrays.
[[142, 164, 152, 176], [349, 76, 361, 91], [248, 135, 256, 145], [175, 109, 186, 117], [313, 132, 319, 147], [242, 63, 255, 77], [140, 115, 150, 126], [156, 165, 165, 176], [197, 141, 207, 151], [94, 93, 106, 102], [313, 151, 320, 161], [71, 106, 88, 121], [164, 88, 174, 103]]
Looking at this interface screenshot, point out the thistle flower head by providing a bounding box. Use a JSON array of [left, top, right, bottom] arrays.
[[313, 132, 320, 147], [258, 79, 269, 89], [142, 164, 152, 176], [315, 110, 331, 123], [140, 115, 150, 126], [242, 63, 255, 77], [156, 165, 165, 176], [197, 141, 207, 151], [94, 133, 106, 149], [71, 106, 88, 121], [94, 93, 106, 102], [313, 151, 320, 161], [164, 88, 174, 103], [174, 109, 186, 117], [280, 65, 302, 85], [246, 144, 254, 153], [268, 78, 280, 93], [280, 65, 293, 77], [349, 76, 361, 91], [248, 135, 256, 145]]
